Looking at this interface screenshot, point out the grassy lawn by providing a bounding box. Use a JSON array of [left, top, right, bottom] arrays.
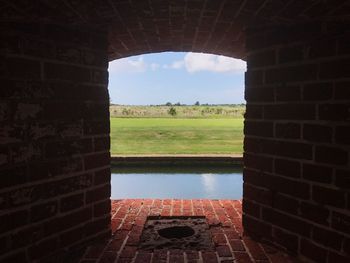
[[110, 118, 244, 155]]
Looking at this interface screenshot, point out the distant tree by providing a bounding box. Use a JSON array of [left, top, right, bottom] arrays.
[[175, 102, 181, 106], [165, 102, 172, 106], [168, 107, 177, 116], [195, 101, 200, 106]]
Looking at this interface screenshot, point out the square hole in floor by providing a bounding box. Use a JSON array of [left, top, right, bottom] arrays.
[[138, 216, 215, 251]]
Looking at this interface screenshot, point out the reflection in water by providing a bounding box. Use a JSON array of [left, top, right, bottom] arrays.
[[201, 174, 216, 197], [111, 170, 243, 199]]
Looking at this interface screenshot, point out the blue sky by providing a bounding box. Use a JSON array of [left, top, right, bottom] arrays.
[[108, 52, 246, 105]]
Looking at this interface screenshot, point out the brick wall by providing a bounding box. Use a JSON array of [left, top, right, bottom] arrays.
[[0, 23, 111, 262], [243, 22, 350, 262]]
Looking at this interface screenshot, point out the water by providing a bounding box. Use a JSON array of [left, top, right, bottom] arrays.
[[111, 167, 243, 199]]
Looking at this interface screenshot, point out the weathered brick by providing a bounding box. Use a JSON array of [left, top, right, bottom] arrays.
[[335, 126, 350, 144], [245, 87, 274, 102], [274, 158, 301, 178], [275, 122, 300, 139], [273, 228, 299, 253], [318, 103, 350, 121], [300, 239, 327, 263], [299, 202, 329, 226], [303, 124, 333, 143], [315, 145, 348, 165], [319, 58, 350, 80], [264, 104, 315, 120], [335, 169, 350, 189], [244, 121, 273, 137], [275, 86, 301, 101], [332, 212, 350, 235], [60, 193, 84, 213], [265, 64, 318, 84], [313, 226, 343, 250], [278, 45, 304, 64], [303, 82, 333, 101], [302, 163, 333, 183], [313, 185, 346, 208], [30, 200, 58, 222], [45, 63, 91, 82], [262, 208, 311, 236]]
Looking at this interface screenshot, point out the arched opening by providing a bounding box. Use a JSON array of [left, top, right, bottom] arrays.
[[107, 52, 246, 200], [0, 1, 348, 262]]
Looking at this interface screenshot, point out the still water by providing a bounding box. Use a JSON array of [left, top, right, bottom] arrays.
[[111, 167, 243, 199]]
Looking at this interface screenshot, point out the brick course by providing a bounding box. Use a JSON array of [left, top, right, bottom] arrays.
[[244, 23, 350, 262]]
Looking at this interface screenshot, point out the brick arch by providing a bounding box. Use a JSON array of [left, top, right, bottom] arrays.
[[0, 1, 349, 262]]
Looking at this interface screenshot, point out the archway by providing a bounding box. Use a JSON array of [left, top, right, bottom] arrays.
[[0, 1, 349, 262]]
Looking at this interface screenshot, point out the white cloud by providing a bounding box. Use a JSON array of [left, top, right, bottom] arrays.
[[108, 56, 147, 73], [163, 60, 184, 70], [150, 63, 160, 71], [184, 53, 246, 73]]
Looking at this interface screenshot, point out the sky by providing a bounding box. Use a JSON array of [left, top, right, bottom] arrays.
[[108, 52, 246, 105]]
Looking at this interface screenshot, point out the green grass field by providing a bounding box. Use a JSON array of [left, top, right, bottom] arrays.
[[110, 118, 244, 155]]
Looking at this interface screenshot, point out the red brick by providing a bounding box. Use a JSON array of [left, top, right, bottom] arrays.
[[334, 81, 350, 100], [302, 163, 333, 183], [242, 199, 260, 218], [233, 252, 253, 263], [262, 208, 311, 236], [319, 58, 350, 80], [94, 168, 111, 185], [274, 158, 301, 178], [303, 124, 333, 143], [29, 237, 58, 260], [86, 184, 111, 204], [217, 245, 232, 257], [335, 169, 350, 190], [336, 126, 350, 144], [0, 210, 29, 233], [300, 239, 327, 263], [94, 199, 111, 217], [313, 226, 343, 250], [315, 145, 348, 166], [275, 122, 301, 139], [229, 240, 245, 251], [299, 202, 330, 226], [0, 251, 28, 263], [273, 194, 299, 215], [328, 252, 350, 263], [275, 86, 301, 101], [244, 153, 273, 172], [319, 103, 350, 121], [244, 121, 273, 137], [45, 62, 91, 82], [244, 105, 263, 119], [332, 212, 350, 235], [84, 152, 110, 170], [30, 200, 58, 222], [245, 87, 274, 102], [247, 50, 276, 68], [273, 228, 299, 253], [243, 183, 272, 206], [243, 215, 272, 239], [265, 64, 318, 84], [313, 185, 346, 208], [303, 82, 333, 101], [264, 104, 315, 120], [278, 45, 304, 64], [202, 252, 218, 263], [60, 193, 84, 213], [245, 70, 263, 86], [135, 252, 152, 263], [243, 237, 268, 260]]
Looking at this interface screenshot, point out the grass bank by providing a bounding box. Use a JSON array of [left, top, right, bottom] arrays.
[[110, 118, 244, 155]]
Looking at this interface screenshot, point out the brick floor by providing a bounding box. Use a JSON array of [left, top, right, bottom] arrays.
[[79, 199, 303, 263]]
